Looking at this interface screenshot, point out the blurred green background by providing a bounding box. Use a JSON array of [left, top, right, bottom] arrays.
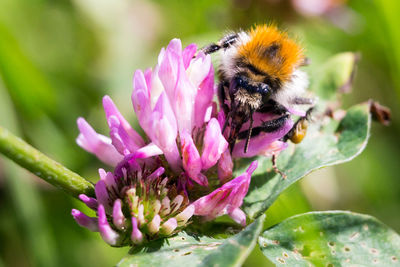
[[0, 0, 399, 266]]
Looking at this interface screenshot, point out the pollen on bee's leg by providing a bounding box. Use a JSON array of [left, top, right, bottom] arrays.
[[272, 154, 287, 179]]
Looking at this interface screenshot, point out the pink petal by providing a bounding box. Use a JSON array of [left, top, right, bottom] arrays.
[[193, 55, 215, 128], [79, 194, 98, 210], [150, 93, 181, 171], [76, 118, 123, 166], [148, 214, 161, 234], [71, 209, 99, 232], [181, 131, 207, 186], [175, 204, 195, 225], [193, 161, 258, 222], [201, 118, 229, 170], [193, 189, 230, 217], [132, 70, 151, 133], [218, 149, 233, 184], [158, 39, 182, 103], [131, 217, 144, 244], [160, 218, 178, 235], [147, 167, 165, 182], [103, 95, 145, 150], [228, 208, 247, 226], [144, 68, 152, 89], [182, 43, 197, 69], [187, 52, 212, 89], [133, 142, 163, 159], [95, 180, 111, 214], [98, 205, 121, 246], [159, 39, 196, 133], [113, 199, 127, 230]]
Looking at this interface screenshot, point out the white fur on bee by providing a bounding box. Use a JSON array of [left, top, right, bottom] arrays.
[[219, 31, 250, 80], [272, 69, 309, 108]]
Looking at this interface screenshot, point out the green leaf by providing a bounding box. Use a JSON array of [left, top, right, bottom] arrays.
[[258, 211, 400, 266], [309, 52, 357, 101], [241, 103, 371, 219], [118, 214, 265, 267]]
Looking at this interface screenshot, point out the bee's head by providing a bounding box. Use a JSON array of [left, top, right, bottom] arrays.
[[236, 24, 305, 86]]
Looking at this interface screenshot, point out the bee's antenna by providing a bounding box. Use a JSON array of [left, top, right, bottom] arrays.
[[244, 108, 254, 153]]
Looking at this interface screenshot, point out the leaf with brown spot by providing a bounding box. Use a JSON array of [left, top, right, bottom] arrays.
[[258, 211, 400, 266]]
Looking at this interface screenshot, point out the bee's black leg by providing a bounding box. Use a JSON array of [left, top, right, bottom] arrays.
[[272, 154, 287, 179], [218, 82, 230, 117], [201, 33, 238, 54], [222, 111, 231, 134], [258, 99, 289, 115], [201, 43, 222, 54], [237, 114, 290, 140], [244, 108, 254, 153], [228, 121, 242, 153]]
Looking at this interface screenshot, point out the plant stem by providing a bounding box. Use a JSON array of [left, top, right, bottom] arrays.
[[0, 125, 94, 198]]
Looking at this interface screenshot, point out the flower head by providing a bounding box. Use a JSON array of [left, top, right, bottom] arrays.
[[72, 159, 194, 246], [74, 38, 293, 246]]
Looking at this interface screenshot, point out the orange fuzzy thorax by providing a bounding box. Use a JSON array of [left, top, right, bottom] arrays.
[[238, 25, 304, 82]]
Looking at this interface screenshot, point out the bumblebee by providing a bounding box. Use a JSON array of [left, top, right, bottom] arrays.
[[202, 24, 314, 152]]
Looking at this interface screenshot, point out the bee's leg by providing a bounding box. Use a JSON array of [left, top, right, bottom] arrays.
[[244, 108, 254, 153], [237, 114, 290, 140], [201, 43, 222, 54], [228, 121, 242, 153], [222, 111, 231, 134], [201, 33, 238, 54], [218, 82, 230, 117], [283, 107, 314, 143], [258, 99, 289, 115], [272, 154, 287, 179], [291, 97, 314, 105]]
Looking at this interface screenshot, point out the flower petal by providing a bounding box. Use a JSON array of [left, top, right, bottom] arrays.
[[201, 118, 229, 170], [150, 93, 181, 171], [131, 217, 144, 244], [175, 204, 195, 226], [113, 199, 127, 230], [228, 208, 247, 227], [95, 180, 111, 214], [160, 218, 177, 235], [218, 149, 233, 184], [148, 214, 161, 234], [79, 194, 98, 210], [103, 95, 145, 150], [193, 161, 258, 223], [98, 205, 121, 246], [159, 39, 196, 133], [76, 118, 123, 166], [182, 43, 197, 69], [71, 209, 99, 232], [181, 131, 207, 186], [132, 69, 151, 133], [193, 56, 214, 128], [133, 142, 163, 159]]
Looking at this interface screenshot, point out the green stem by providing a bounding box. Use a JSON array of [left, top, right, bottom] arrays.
[[0, 125, 94, 198]]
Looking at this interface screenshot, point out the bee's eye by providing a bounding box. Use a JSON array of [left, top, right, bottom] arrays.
[[233, 76, 246, 87], [258, 83, 270, 95]]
